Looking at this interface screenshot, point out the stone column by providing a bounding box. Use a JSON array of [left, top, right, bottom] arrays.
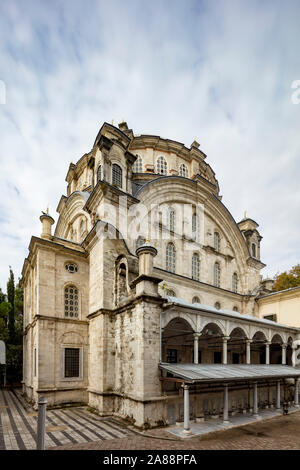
[[292, 346, 297, 367], [253, 382, 259, 418], [265, 342, 271, 365], [294, 378, 299, 407], [223, 383, 230, 424], [40, 212, 55, 240], [222, 337, 230, 365], [282, 344, 287, 365], [183, 384, 191, 434], [193, 334, 200, 364], [246, 339, 252, 365], [276, 380, 281, 409]]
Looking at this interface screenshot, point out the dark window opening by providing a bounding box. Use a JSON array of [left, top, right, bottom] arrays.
[[64, 348, 80, 378], [167, 349, 177, 364], [214, 351, 222, 364], [232, 353, 240, 364]]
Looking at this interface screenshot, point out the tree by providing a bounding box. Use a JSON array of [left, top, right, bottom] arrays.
[[0, 268, 24, 384], [273, 264, 300, 292], [7, 267, 15, 344]]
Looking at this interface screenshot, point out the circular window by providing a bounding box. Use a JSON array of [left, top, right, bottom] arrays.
[[214, 302, 221, 310], [65, 263, 78, 273]]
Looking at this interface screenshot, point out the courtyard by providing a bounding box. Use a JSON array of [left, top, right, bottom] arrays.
[[1, 388, 300, 450]]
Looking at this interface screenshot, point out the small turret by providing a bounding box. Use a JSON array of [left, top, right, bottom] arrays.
[[39, 209, 55, 240], [238, 213, 262, 260], [131, 241, 162, 296]]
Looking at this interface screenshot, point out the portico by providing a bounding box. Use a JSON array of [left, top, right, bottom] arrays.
[[160, 296, 300, 430], [159, 363, 300, 434]]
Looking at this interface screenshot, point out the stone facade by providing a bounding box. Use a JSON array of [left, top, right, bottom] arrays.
[[21, 121, 300, 428]]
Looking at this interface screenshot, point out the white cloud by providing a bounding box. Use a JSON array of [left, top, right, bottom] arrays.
[[0, 0, 300, 289]]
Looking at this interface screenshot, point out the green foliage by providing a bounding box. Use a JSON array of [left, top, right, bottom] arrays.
[[7, 267, 15, 344], [273, 263, 300, 292], [0, 268, 23, 384]]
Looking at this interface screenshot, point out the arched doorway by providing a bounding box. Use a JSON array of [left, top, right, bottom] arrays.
[[270, 334, 283, 364], [162, 317, 194, 364], [199, 322, 224, 364], [228, 327, 247, 364], [251, 331, 267, 364], [287, 337, 293, 365]]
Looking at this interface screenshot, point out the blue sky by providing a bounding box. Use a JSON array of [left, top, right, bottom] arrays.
[[0, 0, 300, 290]]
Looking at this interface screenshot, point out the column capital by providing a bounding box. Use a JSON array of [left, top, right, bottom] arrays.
[[193, 333, 200, 339], [265, 342, 272, 346], [245, 338, 253, 344], [282, 343, 287, 349], [182, 384, 190, 390], [222, 336, 230, 342]]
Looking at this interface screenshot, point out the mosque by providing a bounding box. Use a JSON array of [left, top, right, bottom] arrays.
[[21, 121, 300, 430]]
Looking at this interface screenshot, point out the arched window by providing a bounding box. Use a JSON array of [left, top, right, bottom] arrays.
[[179, 163, 188, 178], [97, 165, 102, 181], [156, 156, 168, 175], [112, 164, 122, 188], [192, 253, 200, 281], [64, 285, 79, 318], [233, 306, 238, 312], [252, 243, 256, 258], [192, 296, 200, 304], [133, 155, 143, 173], [80, 219, 85, 235], [192, 213, 198, 234], [214, 262, 220, 287], [214, 231, 220, 251], [232, 272, 238, 293], [168, 208, 175, 232], [167, 289, 176, 297], [136, 236, 146, 250], [214, 302, 221, 310], [166, 243, 175, 273]]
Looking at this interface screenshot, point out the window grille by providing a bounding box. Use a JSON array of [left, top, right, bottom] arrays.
[[192, 213, 198, 234], [168, 208, 175, 232], [214, 262, 220, 287], [133, 155, 143, 173], [97, 165, 102, 181], [112, 164, 122, 188], [64, 286, 79, 318], [232, 272, 238, 293], [64, 348, 80, 378], [65, 263, 78, 273], [192, 253, 200, 280], [166, 243, 175, 273], [156, 156, 168, 175], [179, 164, 188, 177], [214, 232, 220, 251]]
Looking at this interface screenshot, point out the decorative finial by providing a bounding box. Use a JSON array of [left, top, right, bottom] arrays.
[[111, 119, 114, 125], [46, 206, 49, 215], [244, 211, 247, 219]]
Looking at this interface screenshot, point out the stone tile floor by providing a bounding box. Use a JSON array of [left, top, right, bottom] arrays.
[[0, 389, 134, 450], [2, 388, 300, 450]]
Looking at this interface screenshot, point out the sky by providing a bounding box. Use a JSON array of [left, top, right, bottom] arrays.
[[0, 0, 300, 291]]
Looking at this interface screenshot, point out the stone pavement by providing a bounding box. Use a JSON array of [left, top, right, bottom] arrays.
[[0, 389, 134, 450], [2, 388, 300, 450], [52, 410, 300, 450]]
